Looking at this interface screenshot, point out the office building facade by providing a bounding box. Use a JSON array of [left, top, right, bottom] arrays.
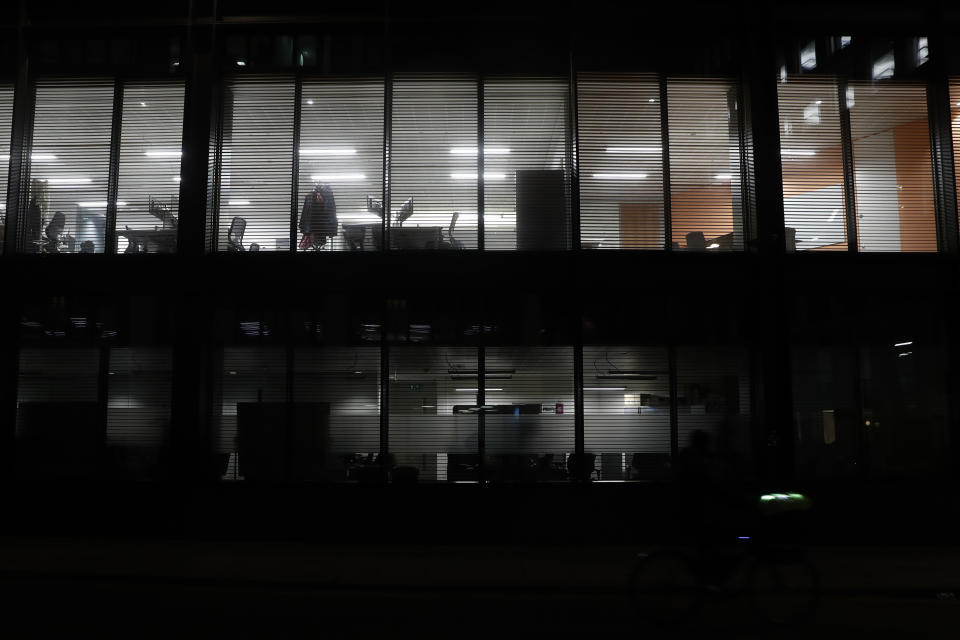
[[2, 3, 958, 537]]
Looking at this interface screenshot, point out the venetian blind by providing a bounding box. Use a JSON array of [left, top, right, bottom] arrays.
[[293, 346, 381, 481], [115, 82, 185, 254], [390, 75, 478, 249], [483, 78, 570, 250], [218, 76, 294, 252], [848, 82, 936, 252], [777, 76, 847, 251], [0, 84, 12, 253], [577, 73, 664, 249], [582, 346, 671, 481], [676, 346, 751, 459], [388, 346, 479, 483], [24, 79, 114, 253], [667, 78, 744, 251], [106, 348, 172, 480], [298, 79, 385, 252], [484, 346, 575, 482]]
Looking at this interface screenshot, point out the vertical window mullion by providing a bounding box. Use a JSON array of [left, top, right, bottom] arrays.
[[290, 77, 302, 253], [105, 80, 123, 256], [382, 73, 392, 251], [659, 74, 673, 251], [568, 51, 581, 251], [837, 78, 859, 253]]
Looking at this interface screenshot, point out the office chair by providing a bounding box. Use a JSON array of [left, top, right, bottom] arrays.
[[38, 211, 66, 253], [440, 212, 464, 249], [685, 231, 707, 251], [566, 452, 599, 481], [226, 216, 247, 251]]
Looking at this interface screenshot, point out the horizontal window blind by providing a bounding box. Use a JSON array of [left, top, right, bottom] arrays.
[[577, 73, 664, 249], [676, 346, 751, 466], [484, 346, 574, 482], [951, 79, 960, 217], [218, 77, 294, 252], [16, 347, 102, 480], [115, 82, 185, 254], [298, 79, 384, 252], [24, 78, 114, 254], [0, 84, 12, 253], [106, 347, 171, 479], [483, 78, 570, 250], [667, 78, 743, 251], [388, 346, 479, 483], [293, 346, 381, 481], [848, 82, 936, 252], [390, 75, 478, 249], [583, 346, 671, 481], [777, 76, 848, 251], [218, 347, 287, 481]]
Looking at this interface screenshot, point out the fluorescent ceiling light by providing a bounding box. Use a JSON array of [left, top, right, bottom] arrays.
[[450, 147, 511, 155], [145, 150, 182, 158], [648, 98, 656, 103], [455, 388, 503, 392], [45, 177, 92, 185], [1, 154, 57, 161], [840, 36, 851, 48], [715, 173, 732, 180], [140, 102, 147, 107], [228, 200, 251, 206], [592, 173, 647, 180], [173, 176, 182, 183], [77, 201, 126, 207], [894, 341, 913, 347], [898, 352, 913, 357], [236, 60, 246, 66], [450, 173, 506, 180], [306, 99, 314, 105], [300, 148, 356, 156], [781, 149, 816, 156], [707, 243, 720, 249], [584, 387, 626, 391], [605, 147, 662, 154], [311, 173, 366, 181]]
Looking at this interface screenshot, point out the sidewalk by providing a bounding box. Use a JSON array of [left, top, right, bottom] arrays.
[[1, 537, 958, 594]]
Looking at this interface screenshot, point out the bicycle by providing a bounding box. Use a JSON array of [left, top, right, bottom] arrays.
[[627, 492, 820, 628]]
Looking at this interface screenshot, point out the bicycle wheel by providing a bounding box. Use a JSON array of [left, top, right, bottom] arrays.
[[747, 556, 820, 627], [627, 549, 704, 626]]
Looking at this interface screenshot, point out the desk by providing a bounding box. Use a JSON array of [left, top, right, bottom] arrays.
[[119, 229, 177, 254], [342, 224, 448, 250]]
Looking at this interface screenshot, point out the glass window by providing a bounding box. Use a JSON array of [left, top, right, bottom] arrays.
[[390, 76, 478, 249], [778, 77, 847, 251], [667, 78, 744, 251], [578, 74, 664, 249], [583, 346, 671, 481], [0, 84, 12, 252], [577, 75, 744, 250], [849, 82, 936, 251], [25, 79, 114, 253], [293, 346, 380, 481], [107, 347, 172, 481], [779, 76, 937, 252], [115, 82, 185, 254], [218, 77, 294, 251], [676, 346, 752, 478], [483, 78, 570, 250], [298, 79, 384, 252], [388, 346, 479, 483], [216, 347, 287, 481], [16, 347, 102, 480], [484, 346, 575, 482]]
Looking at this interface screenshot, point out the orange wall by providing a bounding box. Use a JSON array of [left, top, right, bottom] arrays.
[[892, 119, 937, 251], [670, 184, 734, 246]]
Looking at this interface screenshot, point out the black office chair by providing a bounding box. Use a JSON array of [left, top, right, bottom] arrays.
[[226, 216, 247, 251], [566, 452, 599, 481], [685, 231, 706, 251], [38, 211, 66, 253]]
